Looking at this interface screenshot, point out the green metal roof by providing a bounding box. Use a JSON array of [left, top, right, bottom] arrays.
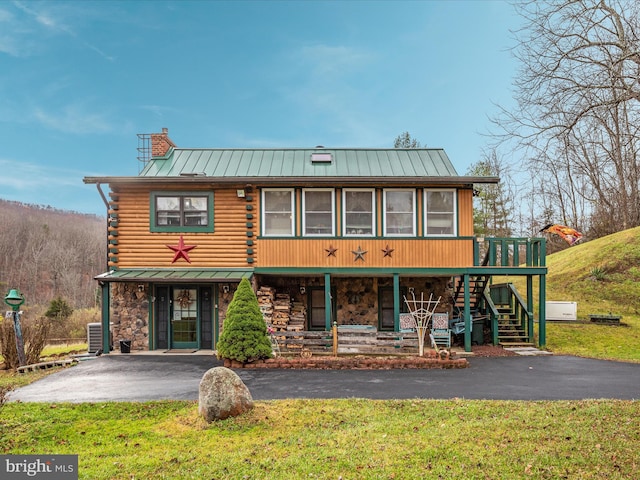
[[139, 148, 460, 179], [95, 268, 253, 283]]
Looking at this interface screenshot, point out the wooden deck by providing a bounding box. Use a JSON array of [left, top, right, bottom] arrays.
[[272, 327, 421, 356]]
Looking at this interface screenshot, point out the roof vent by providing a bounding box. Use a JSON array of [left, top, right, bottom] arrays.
[[311, 152, 332, 164]]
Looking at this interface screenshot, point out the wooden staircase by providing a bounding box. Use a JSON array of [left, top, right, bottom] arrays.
[[452, 274, 490, 313], [496, 306, 533, 346], [453, 277, 534, 347]]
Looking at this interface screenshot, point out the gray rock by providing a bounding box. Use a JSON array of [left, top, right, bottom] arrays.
[[198, 366, 254, 422]]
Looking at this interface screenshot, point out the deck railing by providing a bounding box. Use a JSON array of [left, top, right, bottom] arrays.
[[474, 237, 546, 267]]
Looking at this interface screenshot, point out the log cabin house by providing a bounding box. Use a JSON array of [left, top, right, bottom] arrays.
[[84, 128, 548, 355]]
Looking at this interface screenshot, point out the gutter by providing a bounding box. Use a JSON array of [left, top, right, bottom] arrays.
[[83, 175, 500, 186]]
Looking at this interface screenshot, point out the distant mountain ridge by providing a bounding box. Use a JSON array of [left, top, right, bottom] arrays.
[[0, 198, 106, 308], [0, 198, 105, 221]]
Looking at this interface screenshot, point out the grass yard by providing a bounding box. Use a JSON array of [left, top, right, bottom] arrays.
[[1, 399, 638, 479]]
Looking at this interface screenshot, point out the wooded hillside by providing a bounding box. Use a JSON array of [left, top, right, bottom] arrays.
[[0, 199, 106, 308]]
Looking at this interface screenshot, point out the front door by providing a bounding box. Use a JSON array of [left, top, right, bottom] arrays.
[[171, 287, 198, 349]]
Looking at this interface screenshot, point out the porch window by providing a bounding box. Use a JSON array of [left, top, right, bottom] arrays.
[[263, 189, 294, 236], [425, 189, 456, 236], [343, 189, 374, 236], [303, 189, 335, 236], [150, 191, 213, 233], [383, 189, 415, 236]]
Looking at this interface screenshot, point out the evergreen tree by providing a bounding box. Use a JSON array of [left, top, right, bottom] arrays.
[[44, 296, 73, 322], [216, 278, 272, 363], [393, 131, 422, 148], [467, 150, 514, 237]]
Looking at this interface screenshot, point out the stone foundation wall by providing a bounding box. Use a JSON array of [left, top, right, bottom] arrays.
[[110, 283, 149, 351]]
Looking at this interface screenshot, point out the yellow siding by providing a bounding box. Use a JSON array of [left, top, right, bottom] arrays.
[[457, 189, 474, 237], [258, 238, 474, 268], [107, 185, 476, 270], [110, 186, 255, 269]]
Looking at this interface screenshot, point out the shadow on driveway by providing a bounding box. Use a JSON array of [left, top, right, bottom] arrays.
[[8, 354, 640, 403]]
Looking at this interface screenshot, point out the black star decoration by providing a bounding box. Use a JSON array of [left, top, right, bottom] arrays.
[[382, 244, 394, 258], [352, 245, 367, 262], [325, 245, 338, 257]]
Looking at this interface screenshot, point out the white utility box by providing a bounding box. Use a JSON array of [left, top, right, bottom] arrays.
[[546, 301, 577, 321]]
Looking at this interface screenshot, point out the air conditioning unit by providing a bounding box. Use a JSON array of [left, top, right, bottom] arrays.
[[87, 322, 113, 353], [546, 301, 577, 321]]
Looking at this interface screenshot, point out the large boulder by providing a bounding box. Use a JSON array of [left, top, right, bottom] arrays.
[[198, 367, 254, 422]]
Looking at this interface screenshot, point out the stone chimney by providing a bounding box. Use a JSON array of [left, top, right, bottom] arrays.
[[150, 127, 176, 157]]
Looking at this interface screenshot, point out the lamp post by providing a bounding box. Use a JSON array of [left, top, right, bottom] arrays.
[[4, 288, 26, 367]]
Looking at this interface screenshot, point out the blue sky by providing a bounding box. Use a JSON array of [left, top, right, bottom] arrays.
[[0, 0, 521, 216]]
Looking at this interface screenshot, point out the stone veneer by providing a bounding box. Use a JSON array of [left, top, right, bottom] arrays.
[[110, 282, 149, 351], [109, 276, 455, 351]]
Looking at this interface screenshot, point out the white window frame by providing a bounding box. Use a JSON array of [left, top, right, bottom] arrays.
[[383, 189, 416, 237], [424, 188, 457, 236], [343, 188, 375, 237], [302, 188, 335, 236], [262, 188, 295, 237]]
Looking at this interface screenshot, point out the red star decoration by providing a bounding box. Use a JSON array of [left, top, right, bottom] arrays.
[[382, 244, 395, 257], [167, 235, 197, 263], [325, 245, 338, 257]]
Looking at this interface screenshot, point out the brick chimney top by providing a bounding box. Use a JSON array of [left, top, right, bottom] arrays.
[[150, 127, 176, 157]]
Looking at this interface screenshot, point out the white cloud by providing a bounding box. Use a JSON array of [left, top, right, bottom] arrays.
[[10, 1, 114, 61], [32, 105, 112, 134], [0, 158, 84, 190]]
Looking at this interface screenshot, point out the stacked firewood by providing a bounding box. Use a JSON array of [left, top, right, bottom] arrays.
[[257, 286, 275, 326], [272, 294, 292, 331], [289, 302, 306, 332]]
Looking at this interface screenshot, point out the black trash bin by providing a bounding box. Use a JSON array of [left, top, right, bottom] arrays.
[[471, 319, 485, 345], [119, 340, 131, 353]]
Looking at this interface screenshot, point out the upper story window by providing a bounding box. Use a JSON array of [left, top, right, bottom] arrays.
[[303, 189, 335, 236], [425, 189, 456, 236], [343, 189, 374, 236], [262, 188, 294, 236], [383, 189, 416, 236], [150, 191, 214, 233]]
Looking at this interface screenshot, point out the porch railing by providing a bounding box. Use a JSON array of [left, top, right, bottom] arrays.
[[474, 237, 546, 267]]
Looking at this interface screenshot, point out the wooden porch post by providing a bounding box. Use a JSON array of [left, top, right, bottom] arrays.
[[324, 273, 332, 331], [393, 273, 400, 332], [101, 282, 111, 354], [463, 274, 471, 352], [527, 275, 534, 341], [538, 274, 546, 348]]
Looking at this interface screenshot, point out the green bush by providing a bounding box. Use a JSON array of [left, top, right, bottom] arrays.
[[216, 278, 272, 363]]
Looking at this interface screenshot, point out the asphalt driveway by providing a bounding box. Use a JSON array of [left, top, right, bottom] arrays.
[[7, 354, 640, 402]]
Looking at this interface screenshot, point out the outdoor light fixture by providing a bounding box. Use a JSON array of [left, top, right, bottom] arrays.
[[222, 284, 230, 293], [236, 189, 245, 198], [137, 284, 145, 292], [4, 288, 26, 367], [299, 286, 306, 295]]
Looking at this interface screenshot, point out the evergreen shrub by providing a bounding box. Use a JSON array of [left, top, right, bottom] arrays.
[[216, 278, 272, 363]]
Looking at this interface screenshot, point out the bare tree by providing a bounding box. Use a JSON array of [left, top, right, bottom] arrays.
[[493, 0, 640, 237]]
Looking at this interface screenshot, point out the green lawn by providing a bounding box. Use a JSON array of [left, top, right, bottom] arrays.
[[2, 399, 638, 479]]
